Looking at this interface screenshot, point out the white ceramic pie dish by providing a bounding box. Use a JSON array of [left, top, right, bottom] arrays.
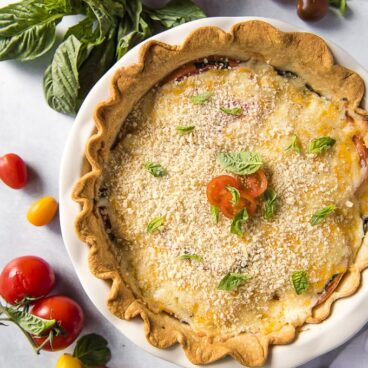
[[59, 17, 368, 368]]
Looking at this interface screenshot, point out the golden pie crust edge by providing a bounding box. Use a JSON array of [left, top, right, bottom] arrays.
[[72, 21, 368, 367]]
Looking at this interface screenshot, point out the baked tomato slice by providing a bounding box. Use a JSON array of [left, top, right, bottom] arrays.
[[239, 169, 268, 198], [220, 190, 257, 219], [206, 175, 240, 206]]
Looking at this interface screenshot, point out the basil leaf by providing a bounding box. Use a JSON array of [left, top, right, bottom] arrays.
[[263, 188, 277, 219], [292, 270, 309, 295], [220, 106, 243, 116], [6, 307, 56, 336], [116, 0, 151, 60], [144, 161, 167, 177], [177, 253, 203, 262], [191, 91, 213, 105], [226, 185, 240, 205], [144, 0, 205, 29], [0, 0, 77, 61], [218, 272, 251, 291], [329, 0, 347, 15], [210, 205, 219, 224], [285, 135, 301, 154], [44, 35, 88, 114], [73, 333, 111, 367], [147, 216, 164, 233], [310, 205, 336, 226], [307, 137, 336, 154], [176, 125, 195, 135], [231, 208, 248, 236], [218, 151, 263, 175]]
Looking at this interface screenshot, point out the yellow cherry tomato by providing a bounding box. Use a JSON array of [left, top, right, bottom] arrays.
[[56, 354, 82, 368], [27, 196, 58, 226]]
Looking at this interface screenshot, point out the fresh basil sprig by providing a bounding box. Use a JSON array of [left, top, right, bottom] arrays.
[[210, 204, 219, 224], [144, 161, 167, 177], [231, 208, 249, 236], [177, 253, 203, 262], [0, 0, 206, 115], [147, 216, 164, 233], [191, 91, 213, 105], [292, 270, 309, 295], [218, 151, 263, 175], [226, 185, 240, 205], [176, 125, 195, 135], [218, 272, 251, 291], [144, 0, 205, 28], [285, 135, 301, 154], [73, 333, 111, 367], [310, 205, 336, 226], [308, 137, 336, 154], [220, 106, 243, 116], [263, 188, 277, 219]]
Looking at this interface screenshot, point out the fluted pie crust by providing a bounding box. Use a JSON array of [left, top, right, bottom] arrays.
[[73, 21, 368, 367]]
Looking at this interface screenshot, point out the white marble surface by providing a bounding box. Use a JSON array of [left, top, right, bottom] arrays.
[[0, 1, 368, 367]]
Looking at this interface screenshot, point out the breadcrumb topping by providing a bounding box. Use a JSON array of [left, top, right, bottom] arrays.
[[100, 59, 364, 336]]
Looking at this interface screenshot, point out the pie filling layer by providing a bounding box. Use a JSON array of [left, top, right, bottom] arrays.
[[98, 58, 366, 337]]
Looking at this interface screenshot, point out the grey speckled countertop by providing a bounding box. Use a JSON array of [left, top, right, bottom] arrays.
[[1, 1, 368, 367]]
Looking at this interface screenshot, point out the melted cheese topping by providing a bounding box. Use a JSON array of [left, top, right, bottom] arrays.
[[101, 59, 366, 337]]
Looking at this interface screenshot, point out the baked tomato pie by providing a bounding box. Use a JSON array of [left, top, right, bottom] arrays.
[[73, 21, 368, 367]]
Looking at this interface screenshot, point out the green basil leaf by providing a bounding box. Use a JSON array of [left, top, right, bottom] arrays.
[[210, 205, 219, 224], [191, 91, 213, 105], [144, 162, 167, 177], [116, 0, 151, 59], [73, 333, 111, 367], [263, 188, 277, 219], [230, 208, 249, 236], [147, 216, 164, 233], [329, 0, 347, 15], [220, 106, 243, 116], [218, 272, 251, 291], [43, 35, 88, 114], [177, 253, 203, 262], [285, 135, 301, 154], [0, 0, 81, 61], [310, 205, 336, 226], [6, 307, 56, 336], [176, 125, 195, 135], [144, 0, 205, 29], [218, 151, 263, 175], [307, 137, 336, 154], [291, 270, 309, 295], [226, 185, 240, 205]]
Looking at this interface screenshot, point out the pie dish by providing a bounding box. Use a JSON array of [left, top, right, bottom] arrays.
[[72, 20, 368, 367]]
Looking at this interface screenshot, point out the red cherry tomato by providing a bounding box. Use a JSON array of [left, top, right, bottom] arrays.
[[297, 0, 329, 22], [206, 175, 241, 206], [0, 256, 55, 305], [239, 169, 268, 198], [32, 296, 84, 351], [0, 153, 28, 189], [220, 190, 257, 219]]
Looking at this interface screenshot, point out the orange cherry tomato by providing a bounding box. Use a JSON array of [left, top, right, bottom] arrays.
[[27, 196, 58, 226], [220, 190, 257, 219], [239, 169, 268, 198], [206, 175, 241, 206], [56, 354, 82, 368]]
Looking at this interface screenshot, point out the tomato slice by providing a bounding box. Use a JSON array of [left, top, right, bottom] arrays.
[[353, 135, 368, 168], [220, 190, 257, 219], [206, 175, 240, 206], [239, 169, 268, 198]]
